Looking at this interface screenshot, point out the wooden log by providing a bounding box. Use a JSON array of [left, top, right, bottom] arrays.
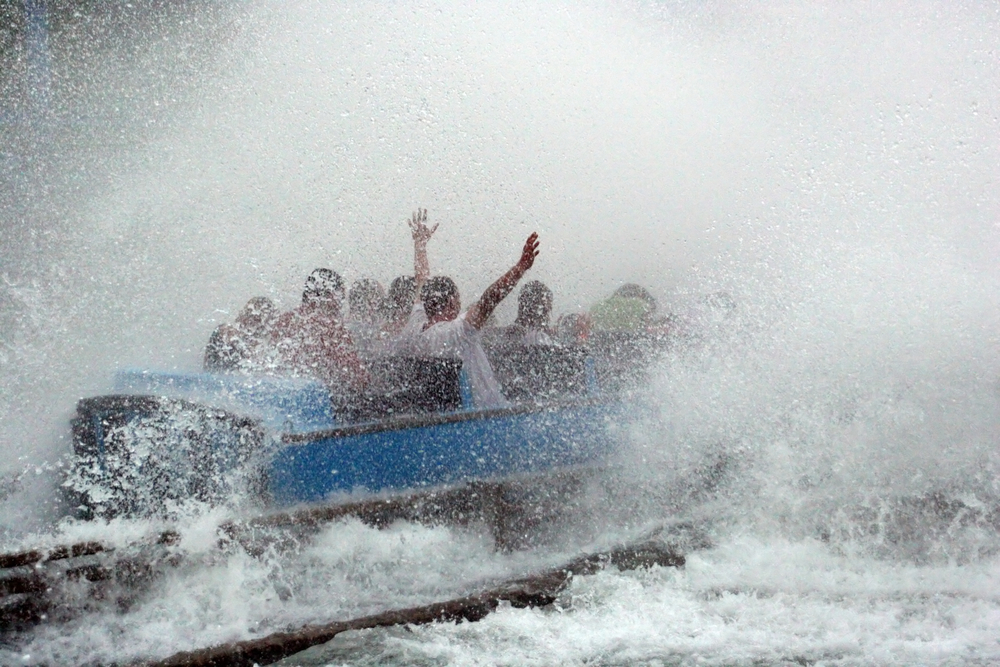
[[0, 541, 109, 570], [0, 468, 598, 633], [0, 466, 592, 581], [0, 480, 490, 620], [0, 531, 181, 631], [212, 467, 592, 558], [135, 538, 685, 667], [0, 532, 179, 572], [0, 540, 188, 631]]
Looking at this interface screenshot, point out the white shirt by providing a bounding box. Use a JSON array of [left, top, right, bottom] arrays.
[[412, 313, 509, 409], [387, 304, 427, 355]]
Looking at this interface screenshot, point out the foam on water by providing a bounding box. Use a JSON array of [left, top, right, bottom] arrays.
[[306, 537, 1000, 667], [5, 518, 574, 665], [1, 0, 1000, 664]]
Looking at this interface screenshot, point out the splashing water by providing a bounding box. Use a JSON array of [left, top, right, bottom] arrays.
[[1, 0, 1000, 664]]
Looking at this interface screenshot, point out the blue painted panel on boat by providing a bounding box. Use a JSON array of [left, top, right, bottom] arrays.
[[113, 370, 336, 433], [268, 402, 621, 506]]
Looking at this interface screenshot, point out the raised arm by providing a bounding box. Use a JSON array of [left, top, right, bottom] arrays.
[[408, 208, 438, 295], [466, 233, 539, 330]]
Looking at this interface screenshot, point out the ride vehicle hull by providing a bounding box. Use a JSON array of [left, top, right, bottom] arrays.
[[66, 358, 626, 519], [270, 399, 622, 506]]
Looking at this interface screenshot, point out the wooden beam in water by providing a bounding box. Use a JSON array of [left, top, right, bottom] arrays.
[[220, 466, 596, 554], [0, 468, 597, 632], [0, 532, 180, 571], [0, 541, 115, 570], [136, 538, 685, 667], [0, 466, 594, 576]]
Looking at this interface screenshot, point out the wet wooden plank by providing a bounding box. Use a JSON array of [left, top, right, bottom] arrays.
[[0, 541, 112, 569], [0, 468, 597, 632], [136, 538, 686, 667]]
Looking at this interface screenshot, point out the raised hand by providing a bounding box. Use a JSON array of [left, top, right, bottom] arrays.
[[408, 208, 438, 244], [409, 208, 438, 289], [517, 232, 539, 272], [467, 232, 541, 330]]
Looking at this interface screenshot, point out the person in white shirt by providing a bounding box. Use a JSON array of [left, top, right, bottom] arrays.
[[413, 233, 540, 409]]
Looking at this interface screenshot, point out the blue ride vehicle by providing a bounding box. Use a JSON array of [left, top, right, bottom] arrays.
[[65, 347, 628, 520]]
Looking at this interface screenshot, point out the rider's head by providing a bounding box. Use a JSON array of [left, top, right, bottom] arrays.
[[384, 275, 417, 325], [348, 278, 385, 323], [421, 276, 461, 323], [614, 283, 657, 312], [515, 280, 553, 328], [235, 296, 278, 338], [302, 268, 345, 312]]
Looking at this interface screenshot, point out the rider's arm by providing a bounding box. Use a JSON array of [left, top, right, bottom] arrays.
[[466, 233, 539, 330], [408, 208, 438, 296]]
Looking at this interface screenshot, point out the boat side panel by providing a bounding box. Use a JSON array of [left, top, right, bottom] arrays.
[[268, 404, 621, 506], [114, 370, 336, 432]]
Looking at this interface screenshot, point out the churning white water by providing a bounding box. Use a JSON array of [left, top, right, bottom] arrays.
[[1, 0, 1000, 664]]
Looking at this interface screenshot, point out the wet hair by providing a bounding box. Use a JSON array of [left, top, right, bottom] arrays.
[[614, 283, 656, 309], [515, 280, 553, 328], [235, 296, 277, 338], [348, 278, 385, 322], [384, 275, 417, 323], [420, 276, 459, 320], [302, 268, 345, 305]]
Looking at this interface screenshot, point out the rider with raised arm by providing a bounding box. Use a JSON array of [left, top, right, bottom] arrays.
[[388, 208, 439, 351], [413, 233, 540, 408]]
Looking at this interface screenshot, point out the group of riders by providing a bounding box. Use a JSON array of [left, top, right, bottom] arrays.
[[203, 210, 674, 410]]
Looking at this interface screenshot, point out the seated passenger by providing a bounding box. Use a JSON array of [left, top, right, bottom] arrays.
[[556, 312, 591, 346], [382, 275, 417, 336], [409, 233, 540, 409], [590, 283, 658, 333], [203, 296, 277, 373], [589, 283, 664, 390], [347, 277, 387, 360], [271, 269, 368, 395], [499, 280, 558, 347]]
